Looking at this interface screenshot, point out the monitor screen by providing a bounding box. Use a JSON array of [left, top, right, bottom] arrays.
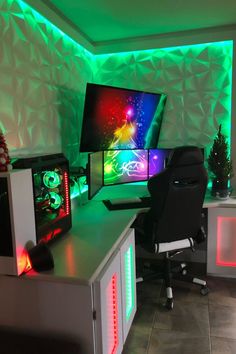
[[104, 149, 148, 186], [80, 83, 167, 152], [88, 151, 104, 199], [149, 147, 205, 177], [148, 149, 172, 177]]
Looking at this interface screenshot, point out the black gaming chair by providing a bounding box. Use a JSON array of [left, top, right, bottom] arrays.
[[133, 146, 209, 309]]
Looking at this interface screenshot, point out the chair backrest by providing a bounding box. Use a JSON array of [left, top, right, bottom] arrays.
[[145, 146, 208, 246]]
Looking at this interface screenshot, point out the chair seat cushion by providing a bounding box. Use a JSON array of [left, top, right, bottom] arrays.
[[156, 238, 194, 253]]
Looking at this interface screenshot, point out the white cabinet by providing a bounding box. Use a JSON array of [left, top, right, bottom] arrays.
[[0, 227, 137, 354], [93, 228, 136, 354]]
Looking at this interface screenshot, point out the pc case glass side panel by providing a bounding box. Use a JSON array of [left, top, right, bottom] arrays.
[[33, 161, 71, 243], [104, 149, 148, 185]]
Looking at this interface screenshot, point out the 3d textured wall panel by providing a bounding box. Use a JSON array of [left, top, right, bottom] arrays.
[[0, 0, 233, 167], [0, 0, 93, 165], [94, 42, 232, 151]]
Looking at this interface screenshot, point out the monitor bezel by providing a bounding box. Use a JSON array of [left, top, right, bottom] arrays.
[[87, 151, 104, 200]]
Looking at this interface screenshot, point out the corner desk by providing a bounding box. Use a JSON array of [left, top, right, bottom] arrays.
[[0, 182, 236, 354]]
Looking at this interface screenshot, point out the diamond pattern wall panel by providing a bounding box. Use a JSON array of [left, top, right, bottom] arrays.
[[0, 0, 94, 166], [0, 0, 233, 168], [94, 42, 232, 152]]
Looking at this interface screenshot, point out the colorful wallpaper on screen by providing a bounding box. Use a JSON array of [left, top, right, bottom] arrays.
[[148, 149, 171, 177], [104, 150, 148, 185], [103, 148, 171, 185], [80, 84, 166, 152]]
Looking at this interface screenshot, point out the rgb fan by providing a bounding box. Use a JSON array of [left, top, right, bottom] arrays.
[[43, 171, 61, 189]]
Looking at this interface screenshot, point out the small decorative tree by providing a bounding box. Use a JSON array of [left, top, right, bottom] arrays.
[[207, 124, 233, 196], [0, 129, 12, 172]]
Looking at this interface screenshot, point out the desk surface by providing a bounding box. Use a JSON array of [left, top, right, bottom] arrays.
[[26, 183, 236, 284], [27, 185, 143, 285]]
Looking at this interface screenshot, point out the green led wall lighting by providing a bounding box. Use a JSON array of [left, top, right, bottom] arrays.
[[124, 245, 135, 321], [95, 40, 233, 57], [70, 176, 88, 199], [17, 0, 93, 57], [1, 0, 234, 174], [94, 40, 233, 151]]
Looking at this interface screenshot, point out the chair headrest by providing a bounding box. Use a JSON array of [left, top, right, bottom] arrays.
[[167, 146, 204, 167]]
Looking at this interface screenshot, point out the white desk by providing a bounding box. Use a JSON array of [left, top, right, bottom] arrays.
[[0, 182, 236, 353], [0, 185, 141, 354]]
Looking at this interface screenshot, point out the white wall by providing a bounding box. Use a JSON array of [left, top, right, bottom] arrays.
[[1, 0, 235, 188], [0, 0, 93, 167]]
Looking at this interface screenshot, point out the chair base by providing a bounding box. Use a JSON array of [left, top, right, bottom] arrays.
[[136, 257, 209, 310], [166, 264, 209, 309]]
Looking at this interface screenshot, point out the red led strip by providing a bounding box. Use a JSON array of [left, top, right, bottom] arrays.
[[111, 274, 119, 354], [40, 227, 63, 243], [17, 249, 32, 275], [63, 171, 70, 215], [216, 216, 236, 267]]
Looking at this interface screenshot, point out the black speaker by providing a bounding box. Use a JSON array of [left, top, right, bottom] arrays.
[[28, 243, 54, 272]]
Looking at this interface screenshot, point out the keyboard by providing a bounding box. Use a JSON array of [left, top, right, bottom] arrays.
[[103, 196, 151, 210]]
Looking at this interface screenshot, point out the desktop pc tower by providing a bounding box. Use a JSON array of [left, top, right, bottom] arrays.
[[12, 153, 72, 244]]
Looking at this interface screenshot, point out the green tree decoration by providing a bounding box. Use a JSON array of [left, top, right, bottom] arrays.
[[0, 128, 12, 172], [207, 124, 233, 195]]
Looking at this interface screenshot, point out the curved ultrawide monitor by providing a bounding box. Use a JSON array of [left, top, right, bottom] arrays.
[[103, 148, 172, 186], [80, 83, 167, 152]]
